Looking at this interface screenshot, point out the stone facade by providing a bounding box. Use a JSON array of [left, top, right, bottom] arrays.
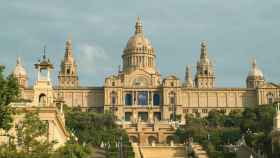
[[13, 17, 280, 145]]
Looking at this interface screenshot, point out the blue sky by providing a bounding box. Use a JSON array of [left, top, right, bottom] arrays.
[[0, 0, 279, 87]]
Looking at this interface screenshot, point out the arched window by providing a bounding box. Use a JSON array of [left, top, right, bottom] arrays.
[[125, 93, 133, 106], [154, 112, 161, 121], [138, 91, 148, 105], [153, 93, 160, 106], [204, 70, 208, 75], [129, 136, 139, 144], [148, 136, 158, 145], [267, 92, 274, 104], [111, 91, 117, 105], [39, 93, 47, 105], [66, 68, 70, 74], [169, 91, 176, 105]]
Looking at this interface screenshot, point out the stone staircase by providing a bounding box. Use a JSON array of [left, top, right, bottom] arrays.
[[133, 144, 186, 158], [191, 143, 209, 158]]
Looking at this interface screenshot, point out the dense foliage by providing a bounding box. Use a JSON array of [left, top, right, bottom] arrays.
[[65, 109, 134, 158], [0, 66, 20, 131], [175, 105, 278, 158]]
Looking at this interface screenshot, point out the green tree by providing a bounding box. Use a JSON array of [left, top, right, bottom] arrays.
[[240, 105, 275, 157], [0, 66, 20, 131]]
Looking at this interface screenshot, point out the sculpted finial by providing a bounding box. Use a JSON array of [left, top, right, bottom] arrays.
[[201, 40, 208, 47]]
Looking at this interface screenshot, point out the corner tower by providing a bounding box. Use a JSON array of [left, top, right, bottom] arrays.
[[58, 38, 79, 87], [122, 17, 157, 74], [12, 57, 28, 89], [195, 41, 215, 88]]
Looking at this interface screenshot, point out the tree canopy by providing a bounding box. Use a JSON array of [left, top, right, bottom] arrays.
[[65, 109, 134, 158], [0, 66, 20, 131]]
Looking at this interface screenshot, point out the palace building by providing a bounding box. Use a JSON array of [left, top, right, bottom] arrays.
[[12, 17, 280, 145]]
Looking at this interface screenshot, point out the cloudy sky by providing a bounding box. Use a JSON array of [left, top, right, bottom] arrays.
[[0, 0, 279, 87]]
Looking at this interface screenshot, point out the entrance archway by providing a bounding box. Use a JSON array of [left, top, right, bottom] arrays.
[[148, 136, 158, 145], [129, 136, 139, 144], [166, 135, 175, 144]]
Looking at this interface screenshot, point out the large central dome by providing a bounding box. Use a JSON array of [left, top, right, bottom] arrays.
[[125, 17, 153, 50], [122, 17, 157, 74]]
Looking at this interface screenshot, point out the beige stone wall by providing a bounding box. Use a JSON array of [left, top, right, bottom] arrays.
[[54, 88, 104, 108], [180, 88, 257, 108]]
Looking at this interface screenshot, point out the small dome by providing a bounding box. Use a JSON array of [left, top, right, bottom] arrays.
[[13, 57, 27, 76], [248, 59, 263, 78]]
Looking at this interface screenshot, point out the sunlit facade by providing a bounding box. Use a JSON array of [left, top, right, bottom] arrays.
[[14, 17, 280, 145]]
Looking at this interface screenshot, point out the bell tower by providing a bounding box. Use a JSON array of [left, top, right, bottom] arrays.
[[58, 37, 79, 87], [33, 49, 54, 107], [195, 41, 215, 88]]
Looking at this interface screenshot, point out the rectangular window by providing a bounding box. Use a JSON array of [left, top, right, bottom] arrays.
[[154, 112, 161, 121], [153, 93, 160, 106], [192, 109, 198, 113], [170, 97, 175, 105], [125, 112, 132, 121], [125, 93, 133, 106], [138, 91, 148, 105], [138, 112, 148, 122]]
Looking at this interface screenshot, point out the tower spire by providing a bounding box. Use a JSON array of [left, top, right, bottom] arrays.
[[185, 65, 193, 88], [65, 34, 73, 58], [43, 45, 47, 59], [135, 16, 143, 35]]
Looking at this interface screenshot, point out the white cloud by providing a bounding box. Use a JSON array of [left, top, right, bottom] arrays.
[[76, 43, 115, 85]]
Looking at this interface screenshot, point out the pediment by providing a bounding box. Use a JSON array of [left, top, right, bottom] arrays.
[[259, 82, 280, 89], [124, 69, 160, 87]]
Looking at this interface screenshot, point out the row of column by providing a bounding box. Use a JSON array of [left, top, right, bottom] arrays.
[[126, 55, 154, 68]]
